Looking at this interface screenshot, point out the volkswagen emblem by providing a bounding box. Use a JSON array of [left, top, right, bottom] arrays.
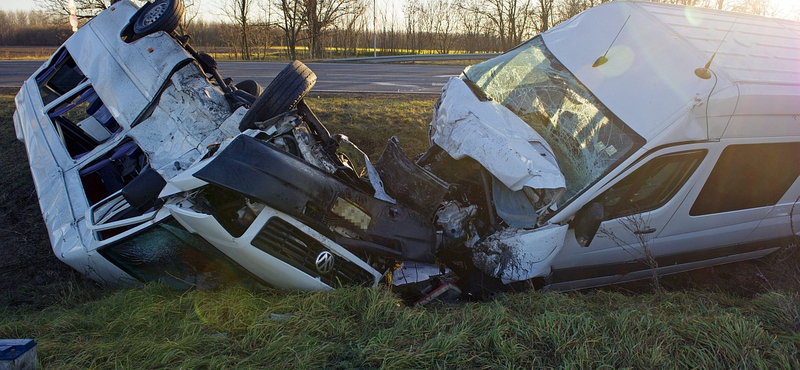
[[315, 251, 335, 274]]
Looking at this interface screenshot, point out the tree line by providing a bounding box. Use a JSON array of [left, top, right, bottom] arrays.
[[2, 0, 796, 59]]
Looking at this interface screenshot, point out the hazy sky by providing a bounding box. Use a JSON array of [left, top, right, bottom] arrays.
[[4, 0, 38, 12], [2, 0, 796, 22]]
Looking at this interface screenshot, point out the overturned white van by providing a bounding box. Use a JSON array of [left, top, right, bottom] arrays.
[[12, 0, 800, 301]]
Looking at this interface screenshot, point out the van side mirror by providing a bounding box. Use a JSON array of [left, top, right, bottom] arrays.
[[573, 202, 604, 247]]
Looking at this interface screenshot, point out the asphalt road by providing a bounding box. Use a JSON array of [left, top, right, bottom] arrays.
[[0, 60, 465, 94]]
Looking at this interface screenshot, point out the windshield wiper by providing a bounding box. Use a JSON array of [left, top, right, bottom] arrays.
[[461, 75, 492, 102]]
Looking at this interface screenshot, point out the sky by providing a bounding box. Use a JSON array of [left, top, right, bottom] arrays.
[[1, 0, 797, 22]]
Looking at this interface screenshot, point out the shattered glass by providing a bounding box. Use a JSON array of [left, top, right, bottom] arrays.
[[99, 218, 256, 289], [464, 37, 644, 203]]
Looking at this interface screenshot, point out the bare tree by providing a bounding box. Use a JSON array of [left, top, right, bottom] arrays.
[[305, 0, 367, 59], [555, 0, 589, 24], [275, 0, 305, 59], [36, 0, 117, 20], [332, 1, 367, 57], [454, 0, 489, 53], [459, 0, 535, 51], [222, 0, 257, 59], [402, 0, 419, 53], [252, 3, 276, 60], [534, 0, 554, 32], [0, 10, 71, 46], [376, 0, 401, 54], [432, 0, 456, 53], [179, 0, 201, 34]]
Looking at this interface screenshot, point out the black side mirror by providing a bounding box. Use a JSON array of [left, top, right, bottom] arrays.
[[573, 202, 604, 247]]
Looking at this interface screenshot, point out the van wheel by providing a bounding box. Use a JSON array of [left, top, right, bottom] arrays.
[[238, 61, 317, 131], [133, 0, 185, 36]]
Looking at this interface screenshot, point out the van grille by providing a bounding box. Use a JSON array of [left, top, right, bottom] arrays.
[[251, 217, 376, 287]]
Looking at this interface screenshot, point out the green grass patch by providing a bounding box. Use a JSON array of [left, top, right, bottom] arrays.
[[307, 93, 435, 158], [2, 285, 799, 369], [306, 93, 436, 173]]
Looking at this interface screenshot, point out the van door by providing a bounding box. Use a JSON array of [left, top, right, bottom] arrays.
[[551, 141, 800, 289], [679, 141, 800, 253], [550, 144, 710, 288]]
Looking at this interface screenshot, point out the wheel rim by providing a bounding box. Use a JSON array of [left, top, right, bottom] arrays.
[[141, 2, 168, 26]]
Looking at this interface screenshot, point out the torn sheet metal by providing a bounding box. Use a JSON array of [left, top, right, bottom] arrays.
[[435, 201, 477, 241], [23, 0, 800, 304], [127, 63, 234, 179], [430, 78, 566, 193], [337, 135, 396, 203], [375, 136, 450, 217], [471, 224, 568, 283]]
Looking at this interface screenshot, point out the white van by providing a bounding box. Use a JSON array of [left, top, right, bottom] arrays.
[[12, 0, 800, 300]]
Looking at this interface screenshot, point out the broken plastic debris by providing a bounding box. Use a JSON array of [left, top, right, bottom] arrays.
[[414, 283, 462, 306]]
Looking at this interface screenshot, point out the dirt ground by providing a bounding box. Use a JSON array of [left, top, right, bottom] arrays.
[[1, 86, 799, 312]]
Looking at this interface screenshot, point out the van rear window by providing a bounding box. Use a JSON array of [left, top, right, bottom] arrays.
[[690, 143, 800, 216]]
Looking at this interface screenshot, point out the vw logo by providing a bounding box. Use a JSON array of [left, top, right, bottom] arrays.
[[315, 251, 335, 275]]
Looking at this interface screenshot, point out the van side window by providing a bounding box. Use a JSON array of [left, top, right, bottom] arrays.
[[47, 87, 122, 158], [690, 143, 800, 216], [598, 150, 706, 220], [36, 48, 86, 106]]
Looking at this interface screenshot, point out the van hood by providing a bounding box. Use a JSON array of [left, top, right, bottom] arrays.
[[430, 77, 566, 194]]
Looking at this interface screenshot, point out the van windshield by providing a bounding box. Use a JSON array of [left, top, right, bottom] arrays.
[[463, 36, 644, 203]]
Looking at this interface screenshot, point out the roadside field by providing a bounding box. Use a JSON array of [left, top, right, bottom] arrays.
[[0, 45, 479, 64], [0, 47, 58, 61]]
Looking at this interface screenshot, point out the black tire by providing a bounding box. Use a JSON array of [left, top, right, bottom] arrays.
[[235, 79, 263, 97], [239, 61, 317, 131], [133, 0, 185, 36]]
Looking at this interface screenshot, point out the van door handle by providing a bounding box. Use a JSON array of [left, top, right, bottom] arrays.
[[633, 227, 657, 235]]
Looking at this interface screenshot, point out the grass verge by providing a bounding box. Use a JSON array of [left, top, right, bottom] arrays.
[[3, 89, 800, 369], [1, 285, 800, 369]]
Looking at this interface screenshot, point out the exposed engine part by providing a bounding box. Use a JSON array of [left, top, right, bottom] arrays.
[[293, 124, 338, 174], [254, 110, 301, 135], [436, 201, 477, 240], [236, 198, 265, 229]]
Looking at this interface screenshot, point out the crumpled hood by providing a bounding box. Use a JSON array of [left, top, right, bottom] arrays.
[[430, 77, 566, 193]]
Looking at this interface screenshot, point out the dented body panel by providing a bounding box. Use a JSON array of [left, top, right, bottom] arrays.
[[431, 78, 565, 193]]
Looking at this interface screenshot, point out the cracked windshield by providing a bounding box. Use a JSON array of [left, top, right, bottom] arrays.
[[463, 36, 644, 203]]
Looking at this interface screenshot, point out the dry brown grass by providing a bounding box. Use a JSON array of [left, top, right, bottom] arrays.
[[0, 46, 58, 60]]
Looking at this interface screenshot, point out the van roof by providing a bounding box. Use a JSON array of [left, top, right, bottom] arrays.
[[542, 1, 800, 143], [643, 2, 800, 86]]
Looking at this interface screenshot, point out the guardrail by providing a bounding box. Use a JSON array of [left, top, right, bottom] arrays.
[[322, 53, 501, 63]]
